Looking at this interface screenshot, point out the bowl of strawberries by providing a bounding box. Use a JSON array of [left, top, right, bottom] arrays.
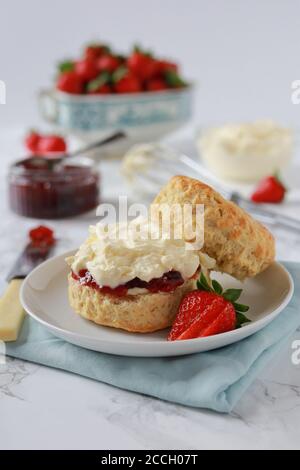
[[39, 43, 194, 149]]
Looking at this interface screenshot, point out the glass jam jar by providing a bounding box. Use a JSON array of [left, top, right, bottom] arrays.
[[8, 156, 100, 219]]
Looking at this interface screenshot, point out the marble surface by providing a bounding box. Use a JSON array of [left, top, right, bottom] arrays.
[[0, 129, 300, 450]]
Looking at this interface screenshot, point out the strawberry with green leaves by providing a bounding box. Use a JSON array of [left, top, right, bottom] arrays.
[[168, 273, 250, 341]]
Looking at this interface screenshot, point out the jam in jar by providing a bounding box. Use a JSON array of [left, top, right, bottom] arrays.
[[8, 156, 100, 219]]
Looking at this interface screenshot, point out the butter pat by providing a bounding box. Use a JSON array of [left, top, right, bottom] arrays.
[[0, 279, 25, 341]]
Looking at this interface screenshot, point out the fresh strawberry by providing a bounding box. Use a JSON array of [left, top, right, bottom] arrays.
[[146, 78, 167, 92], [56, 71, 84, 94], [97, 55, 120, 73], [37, 135, 67, 154], [174, 293, 236, 340], [84, 44, 110, 61], [25, 131, 41, 153], [75, 59, 99, 81], [127, 51, 157, 81], [87, 84, 111, 94], [157, 60, 178, 74], [168, 273, 250, 341], [114, 69, 142, 93], [251, 175, 286, 204]]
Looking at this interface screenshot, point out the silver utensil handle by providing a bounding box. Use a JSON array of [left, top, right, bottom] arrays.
[[237, 198, 300, 231], [70, 131, 126, 158]]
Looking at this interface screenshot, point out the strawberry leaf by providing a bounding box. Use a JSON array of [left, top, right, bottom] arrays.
[[58, 60, 74, 73], [164, 70, 187, 88], [112, 66, 128, 83], [197, 272, 212, 292], [212, 279, 223, 295], [87, 72, 110, 92], [133, 43, 142, 53], [233, 302, 250, 313], [85, 43, 111, 54], [236, 312, 251, 328], [223, 288, 242, 302]]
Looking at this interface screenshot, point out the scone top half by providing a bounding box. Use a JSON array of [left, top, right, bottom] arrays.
[[153, 175, 275, 281]]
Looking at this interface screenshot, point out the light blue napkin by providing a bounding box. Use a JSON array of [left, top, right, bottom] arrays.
[[6, 262, 300, 413]]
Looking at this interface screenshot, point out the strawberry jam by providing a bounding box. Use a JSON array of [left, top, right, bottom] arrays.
[[29, 225, 55, 248], [72, 269, 185, 297], [9, 157, 99, 219]]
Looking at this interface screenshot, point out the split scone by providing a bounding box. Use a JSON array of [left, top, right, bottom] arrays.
[[67, 176, 275, 333], [153, 175, 275, 280]]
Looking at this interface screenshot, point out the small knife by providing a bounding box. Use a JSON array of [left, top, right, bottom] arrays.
[[0, 241, 54, 342]]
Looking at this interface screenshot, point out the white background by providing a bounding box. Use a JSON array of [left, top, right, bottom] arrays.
[[1, 0, 300, 129]]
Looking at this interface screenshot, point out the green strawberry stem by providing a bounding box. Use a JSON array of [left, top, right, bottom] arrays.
[[87, 72, 111, 92], [112, 66, 128, 83], [58, 60, 75, 74], [197, 272, 251, 328], [164, 70, 187, 88]]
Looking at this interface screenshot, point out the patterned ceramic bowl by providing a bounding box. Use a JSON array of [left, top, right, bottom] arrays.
[[39, 86, 194, 151]]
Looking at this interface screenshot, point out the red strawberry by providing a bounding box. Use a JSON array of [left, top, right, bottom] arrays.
[[56, 71, 84, 94], [87, 84, 111, 95], [38, 135, 67, 154], [157, 60, 178, 74], [146, 78, 167, 92], [114, 73, 142, 93], [84, 44, 110, 62], [25, 131, 41, 153], [168, 274, 250, 341], [251, 175, 286, 203], [75, 59, 99, 81], [97, 55, 120, 73], [127, 52, 157, 81]]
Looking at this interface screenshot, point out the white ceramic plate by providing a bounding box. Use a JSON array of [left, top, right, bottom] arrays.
[[20, 250, 294, 357]]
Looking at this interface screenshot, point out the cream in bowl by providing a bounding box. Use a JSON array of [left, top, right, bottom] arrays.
[[197, 120, 293, 182]]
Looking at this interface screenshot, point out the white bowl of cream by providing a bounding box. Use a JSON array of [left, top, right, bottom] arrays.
[[196, 120, 293, 183]]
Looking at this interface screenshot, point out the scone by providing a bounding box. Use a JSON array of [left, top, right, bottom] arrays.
[[153, 175, 275, 280], [67, 218, 212, 333], [67, 176, 275, 333], [68, 273, 196, 333]]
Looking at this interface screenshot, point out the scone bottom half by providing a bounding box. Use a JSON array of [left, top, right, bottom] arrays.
[[68, 272, 197, 333]]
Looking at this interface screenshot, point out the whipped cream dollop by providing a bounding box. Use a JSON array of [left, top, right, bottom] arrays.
[[68, 218, 214, 289], [197, 120, 293, 182]]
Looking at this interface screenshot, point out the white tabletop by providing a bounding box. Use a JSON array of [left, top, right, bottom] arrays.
[[0, 129, 300, 450]]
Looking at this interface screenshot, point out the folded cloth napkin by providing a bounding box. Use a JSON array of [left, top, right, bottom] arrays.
[[5, 262, 300, 413]]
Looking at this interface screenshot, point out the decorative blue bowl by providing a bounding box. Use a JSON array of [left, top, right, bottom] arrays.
[[39, 86, 194, 148]]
